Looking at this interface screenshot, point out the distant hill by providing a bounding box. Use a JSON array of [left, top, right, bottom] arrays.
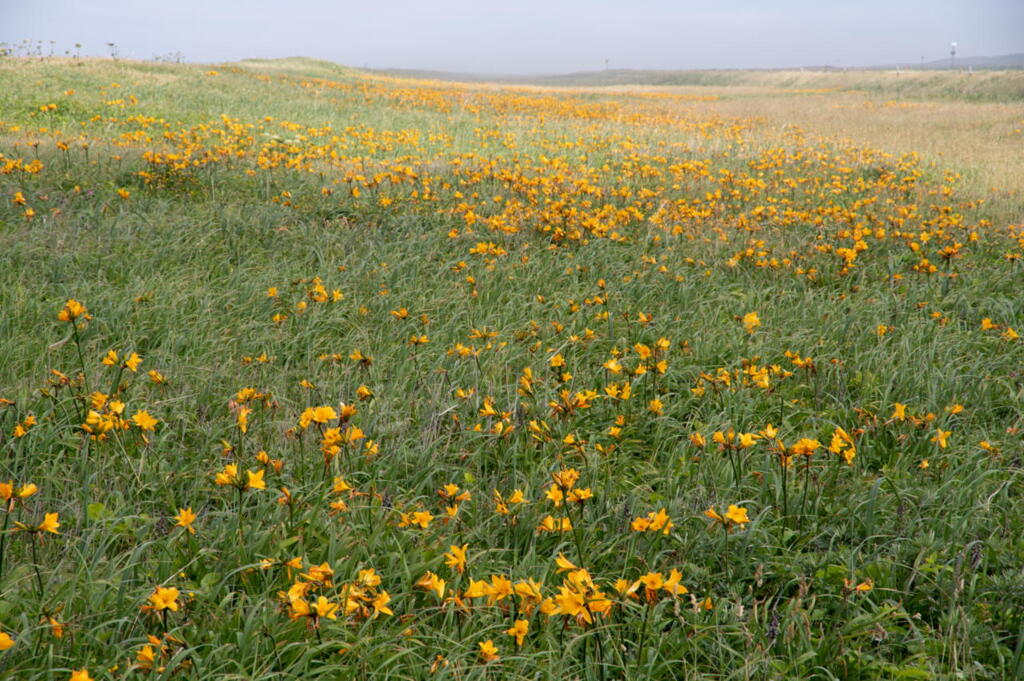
[[919, 53, 1024, 69]]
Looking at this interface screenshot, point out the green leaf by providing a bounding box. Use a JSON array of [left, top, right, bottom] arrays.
[[87, 502, 112, 521]]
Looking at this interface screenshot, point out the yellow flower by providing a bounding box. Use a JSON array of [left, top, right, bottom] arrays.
[[463, 578, 490, 599], [288, 596, 312, 620], [124, 352, 142, 372], [0, 631, 13, 650], [298, 405, 338, 428], [313, 595, 339, 620], [245, 469, 266, 490], [554, 553, 577, 573], [829, 427, 856, 464], [724, 504, 749, 525], [634, 572, 665, 602], [57, 299, 89, 323], [788, 438, 821, 457], [19, 512, 61, 535], [552, 584, 592, 622], [567, 487, 592, 504], [931, 429, 951, 449], [506, 619, 529, 646], [536, 515, 572, 532], [742, 311, 761, 334], [550, 468, 580, 490], [631, 508, 673, 535], [135, 643, 157, 670], [415, 571, 447, 599], [302, 562, 335, 586], [737, 432, 759, 449], [174, 507, 197, 534], [356, 567, 380, 587], [705, 504, 749, 530], [545, 484, 564, 507], [146, 586, 180, 612], [371, 590, 393, 618], [398, 510, 433, 529], [132, 410, 158, 431], [69, 670, 94, 681], [663, 568, 688, 597], [603, 358, 623, 373], [45, 615, 64, 638], [214, 464, 239, 486], [478, 639, 500, 662], [445, 544, 468, 574], [236, 406, 252, 433]]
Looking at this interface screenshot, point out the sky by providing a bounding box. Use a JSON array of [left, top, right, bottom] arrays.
[[4, 0, 1024, 73]]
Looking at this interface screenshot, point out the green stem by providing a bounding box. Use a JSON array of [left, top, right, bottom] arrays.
[[564, 498, 588, 567], [798, 459, 811, 532], [70, 323, 90, 416], [29, 533, 45, 598], [634, 602, 652, 676], [0, 509, 10, 581], [781, 457, 789, 528], [78, 434, 91, 530], [237, 486, 245, 566]]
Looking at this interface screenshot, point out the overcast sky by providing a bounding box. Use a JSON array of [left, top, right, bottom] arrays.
[[4, 0, 1023, 73]]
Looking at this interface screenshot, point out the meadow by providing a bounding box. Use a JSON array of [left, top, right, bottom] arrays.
[[0, 56, 1022, 680]]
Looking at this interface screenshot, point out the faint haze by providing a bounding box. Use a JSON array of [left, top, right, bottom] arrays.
[[4, 0, 1024, 73]]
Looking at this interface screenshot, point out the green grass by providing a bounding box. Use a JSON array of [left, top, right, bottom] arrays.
[[0, 56, 1022, 680]]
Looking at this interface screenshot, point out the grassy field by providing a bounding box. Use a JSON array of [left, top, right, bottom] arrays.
[[376, 63, 1024, 211], [377, 65, 1024, 102], [0, 56, 1023, 680]]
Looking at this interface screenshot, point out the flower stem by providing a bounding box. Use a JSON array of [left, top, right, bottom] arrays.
[[633, 602, 651, 677], [0, 510, 10, 581], [70, 323, 90, 417], [29, 533, 45, 599]]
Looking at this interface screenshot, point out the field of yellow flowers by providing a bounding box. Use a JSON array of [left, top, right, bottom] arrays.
[[0, 56, 1022, 680]]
